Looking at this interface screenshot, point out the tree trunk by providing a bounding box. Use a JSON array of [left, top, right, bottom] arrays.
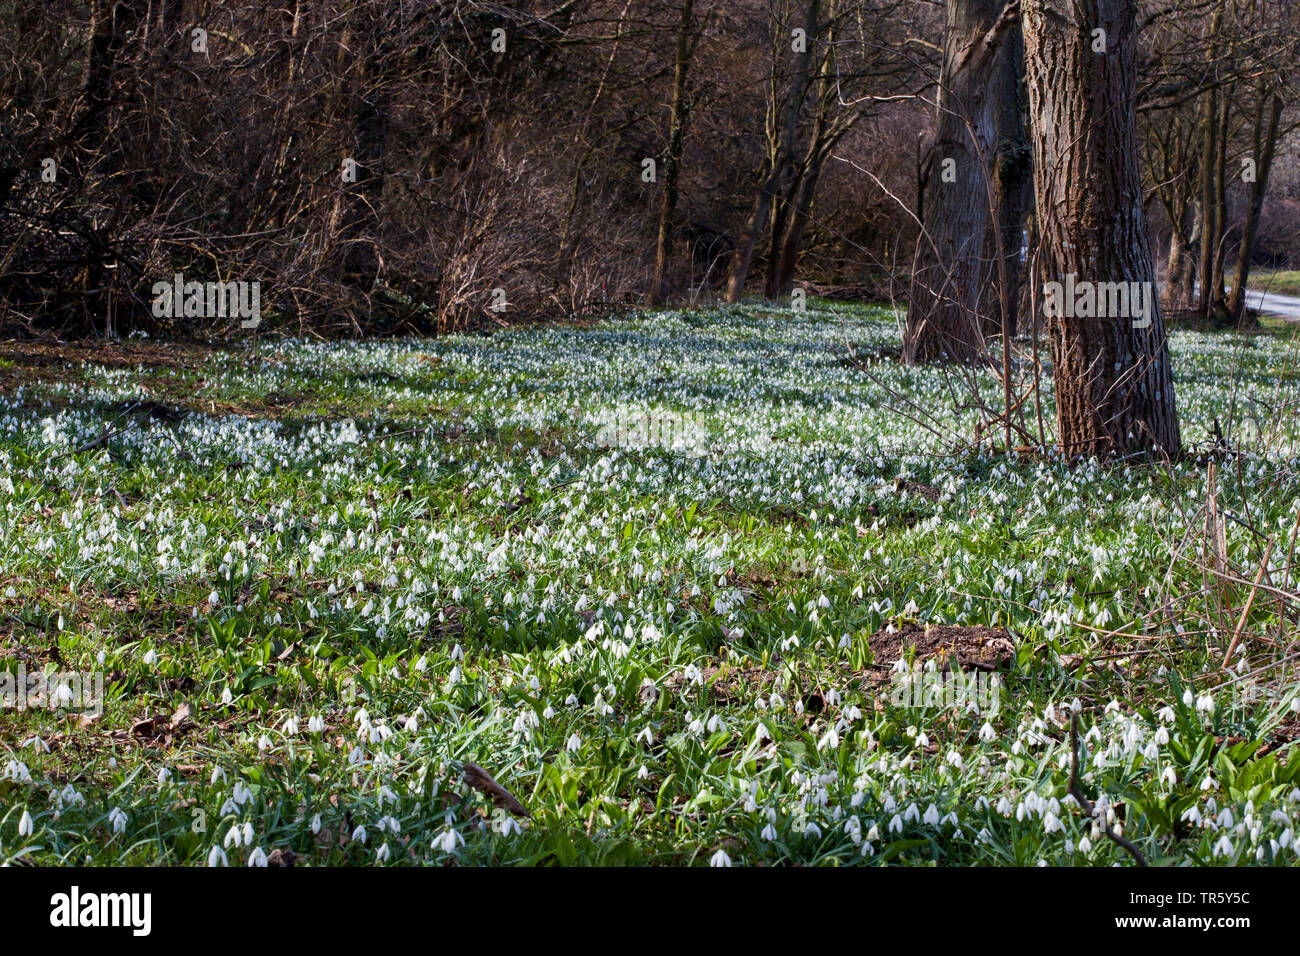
[[1227, 92, 1284, 321], [1163, 199, 1199, 313], [1022, 0, 1181, 457], [768, 152, 823, 299], [648, 0, 695, 307], [725, 0, 821, 303], [1195, 11, 1225, 319], [903, 0, 1018, 364], [765, 5, 856, 301], [982, 20, 1031, 340], [339, 5, 389, 324], [1209, 89, 1231, 309]]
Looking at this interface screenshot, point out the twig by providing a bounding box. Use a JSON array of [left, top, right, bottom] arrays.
[[1222, 538, 1275, 669], [1068, 713, 1148, 867], [49, 425, 132, 461]]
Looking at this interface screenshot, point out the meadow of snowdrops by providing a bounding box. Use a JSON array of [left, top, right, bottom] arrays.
[[2, 301, 1300, 866]]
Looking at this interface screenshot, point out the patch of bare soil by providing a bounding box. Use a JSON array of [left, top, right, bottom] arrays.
[[858, 622, 1016, 691], [662, 624, 1017, 710], [0, 339, 213, 376]]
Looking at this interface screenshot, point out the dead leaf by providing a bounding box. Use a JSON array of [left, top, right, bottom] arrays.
[[170, 701, 192, 729], [267, 848, 298, 867]]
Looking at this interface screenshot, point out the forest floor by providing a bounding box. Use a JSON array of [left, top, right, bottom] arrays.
[[2, 301, 1300, 865]]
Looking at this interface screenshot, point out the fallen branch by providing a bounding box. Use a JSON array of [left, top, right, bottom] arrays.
[[463, 763, 530, 818], [1068, 713, 1148, 867]]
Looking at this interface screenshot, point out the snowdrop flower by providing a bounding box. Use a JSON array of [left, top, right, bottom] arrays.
[[207, 845, 228, 867], [247, 846, 268, 867], [434, 827, 464, 854], [376, 843, 391, 863], [17, 809, 34, 837], [493, 811, 523, 837], [108, 807, 127, 834], [351, 824, 367, 844], [566, 733, 582, 752], [308, 715, 325, 733]]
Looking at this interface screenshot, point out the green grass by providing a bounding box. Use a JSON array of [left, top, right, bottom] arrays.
[[1, 303, 1299, 866], [1250, 270, 1300, 297]]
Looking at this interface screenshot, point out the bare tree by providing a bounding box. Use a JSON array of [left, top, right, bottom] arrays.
[[725, 0, 823, 302], [648, 0, 698, 306]]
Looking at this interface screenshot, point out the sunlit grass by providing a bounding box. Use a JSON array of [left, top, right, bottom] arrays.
[[1, 303, 1298, 866]]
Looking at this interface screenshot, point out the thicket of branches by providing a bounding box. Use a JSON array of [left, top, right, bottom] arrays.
[[0, 1, 921, 336], [0, 0, 1296, 339]]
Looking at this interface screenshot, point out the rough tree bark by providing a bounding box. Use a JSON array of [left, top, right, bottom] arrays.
[[903, 0, 1023, 365], [1022, 0, 1181, 457], [981, 19, 1031, 340]]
